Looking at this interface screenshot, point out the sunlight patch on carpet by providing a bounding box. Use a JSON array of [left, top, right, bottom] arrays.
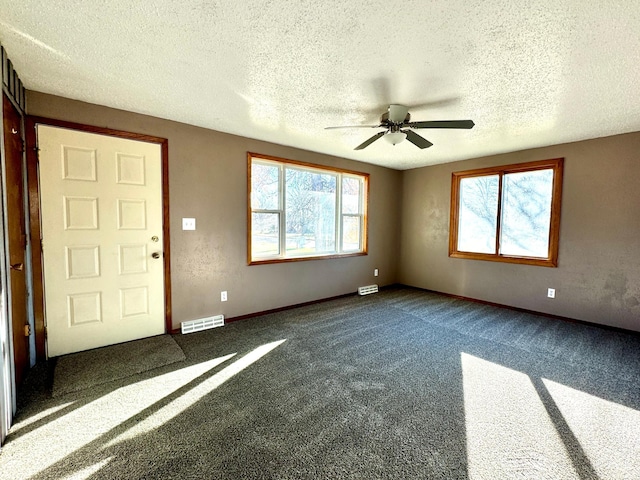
[[461, 353, 577, 479], [11, 401, 75, 434], [543, 378, 640, 479], [105, 339, 287, 447], [60, 457, 113, 480], [5, 353, 235, 479], [53, 335, 186, 397]]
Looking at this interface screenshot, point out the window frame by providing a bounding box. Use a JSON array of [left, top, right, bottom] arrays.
[[247, 152, 369, 265], [449, 158, 564, 267]]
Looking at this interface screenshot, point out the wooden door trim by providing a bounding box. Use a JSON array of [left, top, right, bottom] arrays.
[[25, 116, 171, 360], [3, 93, 29, 385]]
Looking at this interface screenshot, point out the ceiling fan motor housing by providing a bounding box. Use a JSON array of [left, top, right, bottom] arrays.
[[381, 111, 411, 126]]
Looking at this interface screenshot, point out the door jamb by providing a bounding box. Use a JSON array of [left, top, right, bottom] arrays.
[[25, 116, 171, 360]]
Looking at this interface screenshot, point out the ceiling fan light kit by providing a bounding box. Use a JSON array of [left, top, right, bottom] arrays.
[[326, 104, 475, 151], [384, 131, 407, 145]]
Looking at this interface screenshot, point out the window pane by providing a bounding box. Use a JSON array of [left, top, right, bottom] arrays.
[[285, 168, 336, 255], [251, 163, 279, 210], [342, 215, 361, 251], [251, 212, 279, 257], [457, 175, 499, 254], [342, 176, 361, 214], [500, 169, 553, 257]]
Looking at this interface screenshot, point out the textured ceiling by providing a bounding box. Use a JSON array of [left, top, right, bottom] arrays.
[[2, 1, 640, 170]]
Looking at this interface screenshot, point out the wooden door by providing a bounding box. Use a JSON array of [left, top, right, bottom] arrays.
[[38, 126, 166, 357], [3, 94, 29, 385]]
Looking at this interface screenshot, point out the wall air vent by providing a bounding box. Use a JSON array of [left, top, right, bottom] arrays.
[[181, 315, 224, 334], [358, 284, 379, 296]]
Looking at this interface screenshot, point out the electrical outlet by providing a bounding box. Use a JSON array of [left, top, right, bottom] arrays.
[[374, 269, 379, 277], [221, 291, 227, 302], [547, 288, 555, 299], [182, 218, 196, 230]]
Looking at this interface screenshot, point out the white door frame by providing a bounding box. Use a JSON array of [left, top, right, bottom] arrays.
[[26, 117, 172, 360]]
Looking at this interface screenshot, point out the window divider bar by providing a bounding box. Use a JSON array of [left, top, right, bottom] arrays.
[[279, 164, 285, 258], [336, 173, 342, 252], [495, 172, 503, 255]]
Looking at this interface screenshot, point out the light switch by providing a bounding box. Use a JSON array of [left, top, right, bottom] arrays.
[[182, 218, 196, 230]]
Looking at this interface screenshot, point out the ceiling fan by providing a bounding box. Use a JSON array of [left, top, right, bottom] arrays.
[[325, 104, 475, 150]]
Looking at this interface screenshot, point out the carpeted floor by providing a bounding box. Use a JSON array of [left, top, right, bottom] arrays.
[[52, 334, 186, 397], [2, 286, 639, 479]]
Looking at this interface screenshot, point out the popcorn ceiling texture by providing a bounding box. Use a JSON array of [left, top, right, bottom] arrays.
[[2, 0, 640, 169]]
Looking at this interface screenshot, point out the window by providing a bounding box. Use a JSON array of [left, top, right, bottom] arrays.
[[449, 158, 563, 267], [248, 153, 368, 264]]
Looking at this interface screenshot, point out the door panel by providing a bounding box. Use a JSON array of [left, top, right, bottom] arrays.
[[3, 94, 29, 385], [38, 126, 165, 357]]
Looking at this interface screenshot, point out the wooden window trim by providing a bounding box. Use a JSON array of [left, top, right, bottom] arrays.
[[449, 158, 564, 267], [247, 152, 369, 265]]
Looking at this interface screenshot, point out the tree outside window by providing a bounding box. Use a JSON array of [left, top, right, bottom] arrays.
[[248, 153, 368, 264], [449, 158, 563, 267]]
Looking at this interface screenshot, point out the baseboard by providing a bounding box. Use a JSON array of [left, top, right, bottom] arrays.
[[226, 284, 405, 324], [401, 284, 640, 337], [169, 288, 374, 334], [225, 291, 358, 324], [171, 283, 638, 337]]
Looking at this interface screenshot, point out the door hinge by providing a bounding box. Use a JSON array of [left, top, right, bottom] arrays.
[[24, 324, 31, 337]]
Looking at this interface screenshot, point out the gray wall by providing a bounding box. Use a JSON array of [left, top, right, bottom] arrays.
[[27, 92, 402, 330], [399, 132, 640, 332], [26, 91, 640, 333]]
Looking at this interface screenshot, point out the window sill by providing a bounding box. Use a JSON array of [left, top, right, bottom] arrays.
[[449, 251, 557, 267], [249, 251, 367, 265]]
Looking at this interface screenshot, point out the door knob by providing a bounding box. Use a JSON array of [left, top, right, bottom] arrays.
[[151, 252, 161, 259], [10, 263, 24, 271]]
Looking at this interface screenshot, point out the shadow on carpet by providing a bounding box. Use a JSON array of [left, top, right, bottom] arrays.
[[52, 335, 185, 397]]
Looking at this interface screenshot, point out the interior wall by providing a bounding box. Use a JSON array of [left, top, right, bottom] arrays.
[[26, 92, 402, 329], [399, 132, 640, 332]]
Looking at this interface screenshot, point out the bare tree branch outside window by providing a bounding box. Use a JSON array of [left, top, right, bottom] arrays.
[[249, 154, 368, 263], [449, 158, 563, 267]]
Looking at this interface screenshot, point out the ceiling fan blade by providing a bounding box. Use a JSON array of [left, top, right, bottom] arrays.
[[354, 131, 386, 150], [388, 104, 409, 123], [325, 125, 381, 129], [404, 130, 433, 149], [408, 120, 475, 129], [403, 97, 460, 111]]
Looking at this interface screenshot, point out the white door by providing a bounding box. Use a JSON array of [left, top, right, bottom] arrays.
[[38, 126, 165, 357]]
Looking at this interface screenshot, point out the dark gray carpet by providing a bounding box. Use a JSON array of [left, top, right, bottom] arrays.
[[3, 286, 639, 479], [52, 334, 186, 397]]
